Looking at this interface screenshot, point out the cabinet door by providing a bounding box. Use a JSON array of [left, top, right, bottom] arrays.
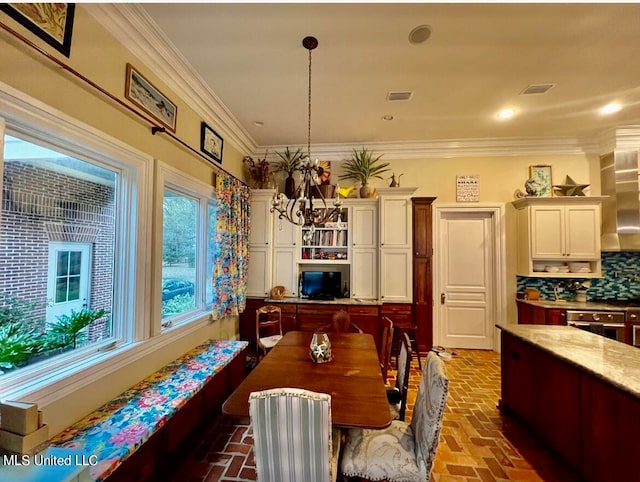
[[500, 332, 537, 426], [380, 248, 412, 302], [246, 246, 271, 297], [272, 249, 298, 297], [273, 217, 299, 247], [352, 248, 378, 299], [249, 194, 273, 246], [413, 202, 432, 257], [530, 205, 564, 258], [565, 205, 600, 258], [352, 204, 377, 248], [380, 197, 411, 247]]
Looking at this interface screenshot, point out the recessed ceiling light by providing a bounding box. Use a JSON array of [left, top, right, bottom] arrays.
[[382, 114, 394, 121], [600, 103, 622, 115], [254, 121, 264, 127], [497, 109, 515, 120]]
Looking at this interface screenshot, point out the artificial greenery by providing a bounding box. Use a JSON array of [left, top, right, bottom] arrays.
[[242, 153, 270, 188], [338, 147, 390, 186], [273, 147, 307, 176]]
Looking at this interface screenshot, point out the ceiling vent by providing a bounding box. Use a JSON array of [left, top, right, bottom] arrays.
[[387, 91, 414, 101], [521, 83, 556, 95]]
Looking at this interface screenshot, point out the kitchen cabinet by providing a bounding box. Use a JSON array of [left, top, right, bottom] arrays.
[[351, 202, 378, 299], [500, 327, 640, 481], [272, 217, 300, 297], [246, 190, 275, 297], [378, 188, 416, 302], [513, 197, 606, 278], [516, 301, 566, 325], [501, 332, 582, 473], [412, 197, 437, 351]]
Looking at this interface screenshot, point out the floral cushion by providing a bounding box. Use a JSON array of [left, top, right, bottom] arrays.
[[341, 421, 421, 482], [49, 339, 248, 481]]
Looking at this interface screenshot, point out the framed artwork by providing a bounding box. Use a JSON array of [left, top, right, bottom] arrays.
[[125, 63, 177, 132], [456, 175, 479, 202], [529, 165, 553, 197], [200, 122, 224, 164], [0, 3, 75, 57]]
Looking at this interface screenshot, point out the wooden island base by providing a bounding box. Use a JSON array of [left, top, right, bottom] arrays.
[[498, 324, 640, 482]]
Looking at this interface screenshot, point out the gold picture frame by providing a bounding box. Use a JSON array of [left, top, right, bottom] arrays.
[[125, 63, 177, 132]]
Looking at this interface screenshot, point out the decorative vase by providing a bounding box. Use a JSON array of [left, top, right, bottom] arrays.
[[310, 332, 333, 363], [285, 174, 296, 198], [360, 184, 373, 198]]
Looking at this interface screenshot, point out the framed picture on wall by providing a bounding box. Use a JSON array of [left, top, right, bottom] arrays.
[[200, 122, 224, 164], [0, 3, 76, 57], [125, 63, 177, 132], [529, 165, 553, 197]]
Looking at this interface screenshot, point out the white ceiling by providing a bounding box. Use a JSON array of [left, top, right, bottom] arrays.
[[139, 3, 640, 151]]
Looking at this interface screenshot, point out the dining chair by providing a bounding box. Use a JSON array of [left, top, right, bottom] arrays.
[[319, 309, 363, 333], [386, 330, 412, 421], [255, 304, 283, 359], [379, 316, 394, 382], [340, 352, 449, 482], [249, 388, 342, 482]]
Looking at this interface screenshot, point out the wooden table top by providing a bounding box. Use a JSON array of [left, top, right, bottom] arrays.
[[222, 331, 393, 429]]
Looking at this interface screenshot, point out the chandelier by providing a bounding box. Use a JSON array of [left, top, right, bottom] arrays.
[[271, 36, 343, 229]]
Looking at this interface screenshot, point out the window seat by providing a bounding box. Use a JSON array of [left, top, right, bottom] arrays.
[[49, 339, 248, 482]]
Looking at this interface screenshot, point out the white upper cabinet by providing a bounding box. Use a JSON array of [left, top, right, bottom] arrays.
[[514, 197, 607, 278], [249, 190, 275, 246]]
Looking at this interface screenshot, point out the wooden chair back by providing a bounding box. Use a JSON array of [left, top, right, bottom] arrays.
[[379, 316, 394, 381], [255, 304, 283, 358], [395, 330, 413, 421]]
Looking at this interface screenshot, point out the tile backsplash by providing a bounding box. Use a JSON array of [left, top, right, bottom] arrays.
[[517, 252, 640, 301]]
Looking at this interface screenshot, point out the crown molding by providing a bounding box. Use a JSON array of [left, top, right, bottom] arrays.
[[85, 4, 256, 157], [597, 125, 640, 153], [260, 136, 600, 162]]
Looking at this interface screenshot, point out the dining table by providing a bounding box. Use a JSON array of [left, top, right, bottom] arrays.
[[222, 331, 393, 429]]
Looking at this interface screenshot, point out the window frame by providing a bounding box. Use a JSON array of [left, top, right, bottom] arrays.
[[155, 161, 216, 333], [0, 81, 154, 403]]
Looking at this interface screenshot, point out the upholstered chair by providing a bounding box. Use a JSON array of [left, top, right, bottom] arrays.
[[340, 352, 449, 482], [249, 388, 341, 482]]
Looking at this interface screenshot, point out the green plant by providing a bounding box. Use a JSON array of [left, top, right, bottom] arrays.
[[338, 147, 390, 186], [273, 147, 307, 176], [0, 323, 44, 374], [162, 293, 195, 317], [46, 308, 107, 350]]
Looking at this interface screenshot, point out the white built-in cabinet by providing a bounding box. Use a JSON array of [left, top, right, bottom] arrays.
[[514, 196, 607, 278], [378, 188, 416, 302], [351, 202, 378, 299], [246, 188, 416, 300]]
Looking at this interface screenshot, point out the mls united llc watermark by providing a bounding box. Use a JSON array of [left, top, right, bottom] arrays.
[[2, 453, 99, 467]]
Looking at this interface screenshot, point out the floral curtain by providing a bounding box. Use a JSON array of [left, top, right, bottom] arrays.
[[211, 173, 250, 320]]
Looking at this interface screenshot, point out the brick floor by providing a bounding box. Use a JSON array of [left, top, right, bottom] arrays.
[[168, 349, 581, 481]]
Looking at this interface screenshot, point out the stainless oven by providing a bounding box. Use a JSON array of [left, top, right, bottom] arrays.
[[566, 310, 626, 343]]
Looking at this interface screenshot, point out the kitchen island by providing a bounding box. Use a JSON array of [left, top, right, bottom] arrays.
[[498, 323, 640, 482]]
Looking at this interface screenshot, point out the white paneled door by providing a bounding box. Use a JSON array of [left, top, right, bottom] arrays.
[[435, 207, 504, 349]]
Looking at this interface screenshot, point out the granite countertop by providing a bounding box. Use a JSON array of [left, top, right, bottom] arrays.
[[264, 297, 382, 306], [516, 299, 628, 311], [497, 323, 640, 399]]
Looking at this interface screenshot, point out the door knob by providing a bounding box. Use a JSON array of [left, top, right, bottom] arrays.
[[441, 293, 446, 304]]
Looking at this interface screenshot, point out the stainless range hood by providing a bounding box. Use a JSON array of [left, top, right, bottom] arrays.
[[600, 150, 640, 251]]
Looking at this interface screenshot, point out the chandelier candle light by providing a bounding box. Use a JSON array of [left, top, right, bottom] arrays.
[[270, 36, 343, 231]]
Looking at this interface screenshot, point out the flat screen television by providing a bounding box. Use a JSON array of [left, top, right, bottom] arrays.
[[301, 271, 342, 299]]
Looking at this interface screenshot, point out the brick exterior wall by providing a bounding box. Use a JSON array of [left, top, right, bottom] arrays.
[[1, 162, 115, 342]]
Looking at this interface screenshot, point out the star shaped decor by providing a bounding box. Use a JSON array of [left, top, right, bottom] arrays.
[[553, 175, 590, 196]]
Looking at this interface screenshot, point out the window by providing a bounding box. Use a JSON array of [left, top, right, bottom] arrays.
[[0, 88, 150, 403], [158, 163, 216, 329], [0, 135, 117, 376]]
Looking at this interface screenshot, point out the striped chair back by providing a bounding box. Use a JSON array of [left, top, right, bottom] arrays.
[[249, 388, 334, 482]]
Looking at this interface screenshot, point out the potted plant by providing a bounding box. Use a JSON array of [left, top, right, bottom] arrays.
[[273, 147, 307, 198], [338, 147, 390, 198]]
